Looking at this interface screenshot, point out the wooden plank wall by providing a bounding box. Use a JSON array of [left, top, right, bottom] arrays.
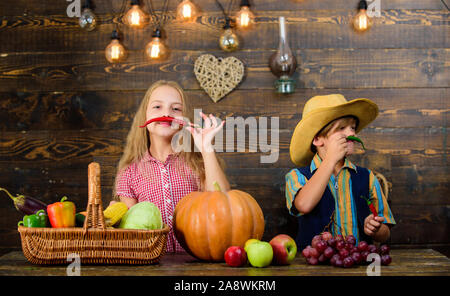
[[0, 0, 448, 250]]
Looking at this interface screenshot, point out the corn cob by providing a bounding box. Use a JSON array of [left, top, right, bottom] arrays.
[[104, 202, 128, 227]]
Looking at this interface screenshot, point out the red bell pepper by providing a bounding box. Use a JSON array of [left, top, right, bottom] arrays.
[[47, 196, 76, 228]]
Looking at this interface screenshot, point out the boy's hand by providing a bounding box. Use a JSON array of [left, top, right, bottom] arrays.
[[324, 133, 348, 164], [364, 214, 385, 237]]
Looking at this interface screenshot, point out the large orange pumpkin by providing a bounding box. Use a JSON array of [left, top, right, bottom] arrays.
[[174, 182, 265, 261]]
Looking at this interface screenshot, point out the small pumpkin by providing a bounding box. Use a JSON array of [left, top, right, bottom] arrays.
[[174, 182, 265, 261]]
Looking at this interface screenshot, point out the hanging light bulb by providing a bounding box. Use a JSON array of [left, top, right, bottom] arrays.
[[219, 18, 239, 52], [236, 0, 254, 29], [269, 16, 297, 94], [177, 0, 198, 22], [79, 0, 97, 31], [145, 29, 168, 60], [124, 0, 149, 29], [105, 30, 127, 63], [352, 0, 373, 32]]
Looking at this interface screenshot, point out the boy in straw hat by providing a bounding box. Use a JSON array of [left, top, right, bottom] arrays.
[[285, 94, 395, 250]]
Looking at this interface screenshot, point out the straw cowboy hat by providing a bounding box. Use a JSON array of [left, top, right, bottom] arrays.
[[289, 94, 379, 167]]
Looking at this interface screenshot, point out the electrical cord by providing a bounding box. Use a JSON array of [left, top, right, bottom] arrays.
[[146, 0, 171, 30], [215, 0, 234, 21]]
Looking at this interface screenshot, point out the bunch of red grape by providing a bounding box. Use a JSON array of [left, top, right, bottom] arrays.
[[301, 232, 392, 268]]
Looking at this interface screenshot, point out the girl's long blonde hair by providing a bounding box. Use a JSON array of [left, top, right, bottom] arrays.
[[114, 80, 208, 198]]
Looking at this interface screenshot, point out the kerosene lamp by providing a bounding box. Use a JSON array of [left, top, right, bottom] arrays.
[[268, 16, 297, 94]]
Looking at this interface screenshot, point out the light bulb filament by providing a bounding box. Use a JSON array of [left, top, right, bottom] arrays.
[[239, 12, 250, 27], [131, 11, 141, 26], [111, 45, 120, 60], [177, 0, 198, 22], [125, 5, 148, 28], [182, 4, 192, 18], [236, 6, 254, 29], [358, 14, 368, 30], [150, 44, 161, 58], [105, 38, 126, 63]]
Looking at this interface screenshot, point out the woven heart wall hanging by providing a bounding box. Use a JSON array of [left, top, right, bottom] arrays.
[[194, 54, 245, 103]]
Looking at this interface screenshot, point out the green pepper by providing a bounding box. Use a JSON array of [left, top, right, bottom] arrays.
[[18, 209, 48, 228], [347, 135, 366, 150]]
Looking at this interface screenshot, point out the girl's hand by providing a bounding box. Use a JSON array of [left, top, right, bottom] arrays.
[[187, 112, 225, 154], [364, 214, 385, 237]]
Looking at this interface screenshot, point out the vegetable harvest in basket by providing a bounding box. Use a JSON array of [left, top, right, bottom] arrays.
[[16, 162, 170, 265]]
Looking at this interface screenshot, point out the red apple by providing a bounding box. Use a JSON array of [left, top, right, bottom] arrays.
[[269, 234, 297, 265], [224, 246, 247, 267]]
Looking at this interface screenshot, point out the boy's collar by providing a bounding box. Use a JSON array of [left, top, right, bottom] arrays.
[[310, 153, 357, 173]]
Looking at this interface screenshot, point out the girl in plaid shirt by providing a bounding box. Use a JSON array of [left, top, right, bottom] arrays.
[[113, 80, 230, 252]]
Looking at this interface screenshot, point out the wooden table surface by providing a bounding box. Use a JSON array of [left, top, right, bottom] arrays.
[[0, 249, 449, 276]]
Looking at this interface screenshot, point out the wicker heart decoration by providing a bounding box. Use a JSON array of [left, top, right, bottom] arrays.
[[194, 54, 245, 103]]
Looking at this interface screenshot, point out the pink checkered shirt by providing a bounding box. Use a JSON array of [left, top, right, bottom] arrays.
[[115, 151, 201, 253]]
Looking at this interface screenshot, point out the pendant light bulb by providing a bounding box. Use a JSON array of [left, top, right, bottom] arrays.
[[79, 0, 97, 31], [219, 19, 239, 52], [177, 0, 198, 22], [236, 0, 254, 29], [105, 30, 127, 63], [145, 29, 168, 60], [353, 0, 373, 32], [124, 0, 149, 28]]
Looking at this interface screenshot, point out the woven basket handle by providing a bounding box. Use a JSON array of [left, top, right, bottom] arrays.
[[83, 162, 106, 231]]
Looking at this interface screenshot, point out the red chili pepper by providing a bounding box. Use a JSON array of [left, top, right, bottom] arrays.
[[139, 116, 185, 128], [361, 196, 377, 217]]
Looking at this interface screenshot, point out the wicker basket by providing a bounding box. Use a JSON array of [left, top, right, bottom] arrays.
[[18, 162, 170, 265]]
